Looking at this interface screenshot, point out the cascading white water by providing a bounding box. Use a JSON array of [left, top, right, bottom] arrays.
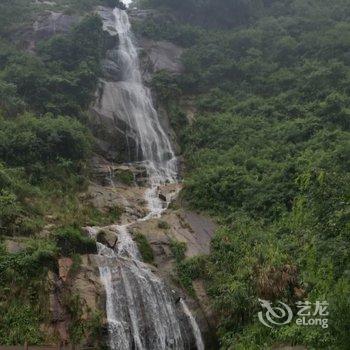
[[180, 300, 205, 350], [112, 7, 179, 218], [89, 6, 205, 350], [113, 8, 177, 186], [89, 226, 188, 350]]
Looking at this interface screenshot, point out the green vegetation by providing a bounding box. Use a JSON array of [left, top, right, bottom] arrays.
[[150, 70, 188, 134], [65, 294, 104, 345], [0, 12, 111, 237], [177, 255, 207, 295], [0, 240, 58, 344], [0, 114, 91, 166], [169, 239, 187, 263], [115, 168, 135, 185], [0, 0, 34, 36], [0, 163, 41, 236], [134, 232, 154, 264], [1, 14, 108, 117], [142, 0, 265, 29], [169, 240, 206, 295], [0, 1, 118, 346], [0, 0, 123, 35], [135, 17, 204, 48], [0, 225, 104, 345], [85, 205, 123, 227], [169, 239, 194, 292], [157, 220, 170, 230], [145, 0, 350, 349], [55, 227, 97, 256], [0, 0, 349, 348]]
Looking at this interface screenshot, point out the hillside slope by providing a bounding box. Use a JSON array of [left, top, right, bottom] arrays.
[[135, 0, 350, 349]]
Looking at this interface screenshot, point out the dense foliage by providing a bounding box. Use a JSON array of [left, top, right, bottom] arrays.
[[0, 14, 108, 117], [142, 0, 267, 28], [0, 239, 58, 344], [0, 2, 117, 235], [0, 1, 116, 345], [55, 227, 97, 256], [144, 0, 350, 349], [0, 114, 91, 166], [0, 0, 124, 33]]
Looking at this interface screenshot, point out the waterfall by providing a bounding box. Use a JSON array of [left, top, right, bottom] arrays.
[[112, 8, 177, 187], [89, 226, 187, 350], [88, 6, 205, 350], [180, 300, 205, 350]]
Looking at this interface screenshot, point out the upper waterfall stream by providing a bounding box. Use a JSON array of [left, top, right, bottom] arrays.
[[88, 7, 204, 350], [112, 7, 177, 184]]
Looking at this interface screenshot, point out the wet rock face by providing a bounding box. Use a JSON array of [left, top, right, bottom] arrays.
[[96, 229, 119, 249], [72, 255, 106, 315], [33, 11, 79, 41], [129, 209, 218, 348], [98, 256, 197, 349], [128, 8, 184, 77], [140, 38, 184, 79], [58, 257, 73, 282], [88, 223, 200, 350], [89, 83, 142, 162], [89, 7, 140, 162], [128, 8, 160, 21], [89, 154, 148, 187], [47, 255, 107, 346], [89, 6, 183, 162], [101, 56, 123, 81], [97, 5, 118, 36], [10, 9, 79, 51]]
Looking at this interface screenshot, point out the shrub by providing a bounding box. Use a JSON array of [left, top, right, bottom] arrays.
[[85, 205, 123, 226], [0, 114, 91, 167], [177, 255, 208, 293], [0, 0, 33, 35], [0, 190, 22, 234], [25, 238, 59, 273], [2, 14, 107, 117], [158, 220, 170, 230], [0, 239, 58, 281], [55, 227, 97, 256], [0, 303, 44, 345], [151, 70, 182, 103], [0, 80, 25, 117], [169, 239, 187, 262], [115, 169, 134, 185], [0, 163, 43, 236], [134, 232, 154, 264]]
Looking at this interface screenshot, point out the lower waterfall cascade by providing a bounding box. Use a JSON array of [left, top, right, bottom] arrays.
[[87, 6, 205, 350], [88, 225, 204, 350]]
